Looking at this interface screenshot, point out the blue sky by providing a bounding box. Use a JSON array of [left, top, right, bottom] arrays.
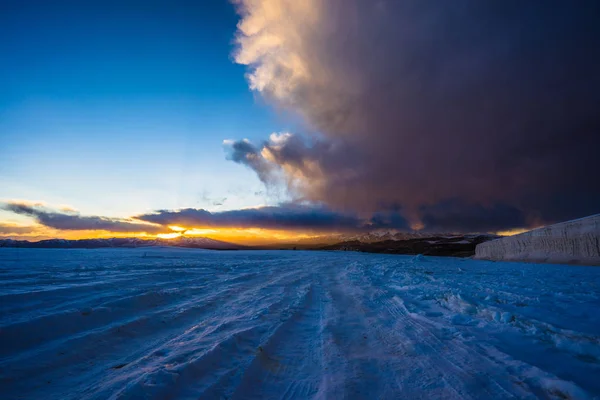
[[0, 0, 284, 221], [2, 0, 598, 238]]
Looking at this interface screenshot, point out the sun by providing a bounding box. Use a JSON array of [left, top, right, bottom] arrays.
[[157, 232, 182, 239]]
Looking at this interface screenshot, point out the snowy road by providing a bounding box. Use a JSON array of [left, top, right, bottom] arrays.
[[1, 248, 600, 399]]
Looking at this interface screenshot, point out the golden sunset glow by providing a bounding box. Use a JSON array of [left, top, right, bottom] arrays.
[[157, 232, 182, 239], [2, 215, 533, 246], [194, 228, 319, 245], [0, 226, 156, 242], [185, 228, 218, 235], [495, 228, 529, 236], [160, 227, 326, 245], [0, 220, 335, 245]]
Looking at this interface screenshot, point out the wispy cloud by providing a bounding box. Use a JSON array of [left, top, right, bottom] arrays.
[[0, 223, 36, 235], [1, 202, 164, 234]]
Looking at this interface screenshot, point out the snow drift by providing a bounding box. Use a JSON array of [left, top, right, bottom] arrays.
[[475, 214, 600, 265]]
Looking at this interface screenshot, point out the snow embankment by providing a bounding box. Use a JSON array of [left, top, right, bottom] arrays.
[[475, 214, 600, 265]]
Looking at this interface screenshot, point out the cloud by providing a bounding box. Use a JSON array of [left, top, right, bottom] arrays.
[[1, 199, 525, 234], [136, 203, 409, 232], [224, 138, 280, 186], [0, 224, 36, 235], [230, 0, 600, 230], [419, 200, 526, 233], [1, 202, 164, 233]]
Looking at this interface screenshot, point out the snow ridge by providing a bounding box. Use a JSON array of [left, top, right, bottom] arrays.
[[476, 214, 600, 265]]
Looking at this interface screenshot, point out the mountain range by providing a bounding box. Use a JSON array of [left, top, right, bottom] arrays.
[[0, 232, 501, 257], [0, 237, 243, 250]]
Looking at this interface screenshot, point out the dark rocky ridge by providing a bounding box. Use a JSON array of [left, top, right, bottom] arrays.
[[319, 235, 499, 257]]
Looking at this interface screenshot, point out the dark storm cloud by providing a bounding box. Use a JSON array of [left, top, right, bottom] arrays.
[[420, 200, 526, 233], [231, 0, 600, 231], [2, 202, 164, 233], [136, 204, 409, 232]]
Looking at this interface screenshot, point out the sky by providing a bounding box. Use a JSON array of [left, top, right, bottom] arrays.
[[1, 1, 278, 214], [1, 0, 599, 244]]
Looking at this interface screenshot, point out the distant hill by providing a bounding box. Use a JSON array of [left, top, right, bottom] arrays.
[[0, 237, 243, 250], [319, 234, 500, 257], [0, 233, 500, 257], [260, 230, 498, 249], [261, 231, 500, 257]]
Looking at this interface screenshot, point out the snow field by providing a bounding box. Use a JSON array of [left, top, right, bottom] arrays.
[[1, 248, 599, 399]]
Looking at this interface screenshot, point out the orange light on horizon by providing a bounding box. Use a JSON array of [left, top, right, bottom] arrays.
[[157, 232, 182, 239], [157, 226, 330, 245], [189, 227, 326, 245], [495, 228, 529, 236], [185, 228, 218, 235], [2, 223, 342, 245]]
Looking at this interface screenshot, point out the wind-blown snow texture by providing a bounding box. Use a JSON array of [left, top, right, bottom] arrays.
[[476, 214, 600, 265], [1, 248, 599, 399]]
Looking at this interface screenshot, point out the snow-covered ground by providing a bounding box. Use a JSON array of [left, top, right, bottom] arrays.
[[1, 248, 599, 399]]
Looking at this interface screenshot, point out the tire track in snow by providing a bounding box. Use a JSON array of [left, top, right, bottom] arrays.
[[230, 279, 325, 399], [1, 249, 599, 399]]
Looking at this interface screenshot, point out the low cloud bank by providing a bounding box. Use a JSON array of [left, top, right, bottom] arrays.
[[136, 203, 409, 233], [1, 202, 164, 234], [1, 199, 535, 234]]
